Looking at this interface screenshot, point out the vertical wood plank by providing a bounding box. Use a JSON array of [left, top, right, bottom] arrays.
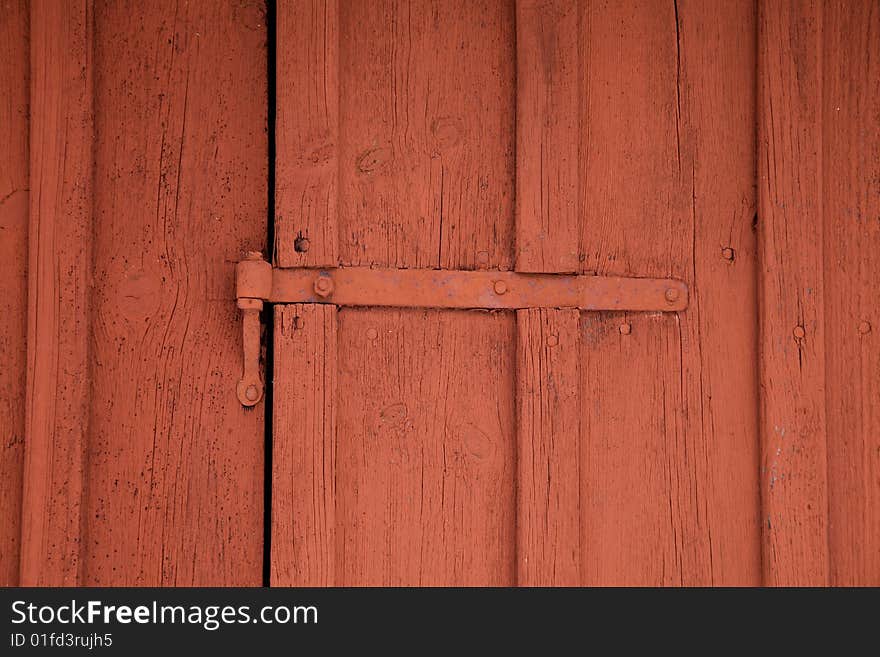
[[21, 0, 94, 586], [515, 0, 580, 273], [678, 0, 762, 585], [516, 309, 580, 585], [821, 0, 879, 586], [334, 309, 516, 585], [578, 0, 761, 585], [78, 0, 267, 585], [271, 1, 517, 586], [758, 0, 829, 586], [0, 0, 29, 586], [337, 0, 515, 270], [272, 304, 337, 586], [275, 0, 339, 268]]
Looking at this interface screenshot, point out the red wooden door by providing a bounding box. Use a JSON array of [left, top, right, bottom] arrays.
[[1, 0, 877, 587], [268, 0, 763, 586]]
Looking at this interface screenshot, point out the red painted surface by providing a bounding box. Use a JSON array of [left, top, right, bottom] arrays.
[[1, 0, 876, 586]]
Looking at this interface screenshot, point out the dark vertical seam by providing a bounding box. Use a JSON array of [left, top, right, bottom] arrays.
[[263, 0, 277, 588]]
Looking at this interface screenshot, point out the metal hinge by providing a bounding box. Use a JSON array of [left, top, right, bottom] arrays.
[[235, 254, 688, 406]]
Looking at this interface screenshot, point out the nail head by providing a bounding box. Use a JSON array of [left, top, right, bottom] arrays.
[[366, 328, 378, 340], [493, 280, 508, 295], [793, 325, 806, 339], [665, 287, 680, 303], [619, 322, 632, 335], [721, 247, 735, 261], [858, 321, 871, 335], [546, 335, 559, 347]]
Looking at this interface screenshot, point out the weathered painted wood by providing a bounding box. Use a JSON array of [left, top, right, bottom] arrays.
[[275, 0, 339, 268], [0, 0, 29, 586], [515, 0, 580, 273], [334, 309, 516, 585], [22, 0, 268, 585], [758, 0, 829, 586], [21, 0, 94, 587], [578, 0, 761, 585], [272, 304, 337, 586], [823, 0, 880, 587], [336, 0, 515, 270], [516, 308, 580, 585]]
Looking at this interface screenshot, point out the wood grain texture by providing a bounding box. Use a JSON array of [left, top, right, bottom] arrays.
[[334, 309, 516, 585], [21, 0, 94, 586], [515, 0, 580, 273], [759, 0, 880, 586], [0, 0, 29, 586], [823, 0, 880, 587], [758, 0, 829, 586], [516, 309, 580, 585], [272, 304, 337, 586], [578, 0, 760, 585], [22, 0, 267, 585], [275, 0, 339, 267], [336, 0, 515, 270]]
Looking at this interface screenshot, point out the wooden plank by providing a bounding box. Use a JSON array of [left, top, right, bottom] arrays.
[[515, 0, 580, 273], [822, 0, 879, 586], [20, 0, 94, 587], [82, 0, 267, 586], [0, 0, 29, 586], [272, 304, 337, 586], [275, 0, 339, 268], [516, 309, 580, 585], [337, 0, 515, 270], [334, 309, 516, 585], [578, 0, 761, 585], [678, 0, 762, 585], [758, 0, 829, 586], [22, 0, 268, 585], [271, 1, 518, 586]]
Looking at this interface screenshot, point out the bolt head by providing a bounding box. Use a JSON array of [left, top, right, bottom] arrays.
[[294, 236, 310, 253], [493, 280, 508, 295], [665, 287, 680, 303], [858, 321, 871, 335], [313, 276, 334, 297], [619, 322, 632, 335], [793, 325, 806, 339], [721, 247, 735, 261], [546, 335, 559, 347], [245, 384, 259, 401]]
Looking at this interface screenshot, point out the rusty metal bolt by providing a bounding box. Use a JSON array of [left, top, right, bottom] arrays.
[[721, 247, 735, 262], [793, 325, 806, 339], [858, 321, 872, 335], [664, 287, 680, 303], [619, 322, 632, 335], [493, 280, 508, 295], [245, 385, 260, 402], [314, 275, 334, 298]]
